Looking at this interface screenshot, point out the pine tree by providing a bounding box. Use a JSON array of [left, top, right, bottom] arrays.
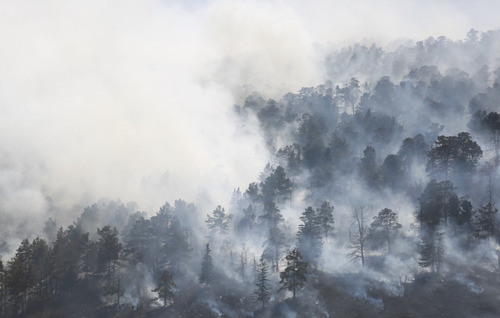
[[152, 269, 176, 306], [474, 202, 498, 239], [97, 226, 123, 304], [368, 208, 402, 254], [0, 258, 6, 314], [254, 259, 271, 309], [199, 243, 213, 286], [316, 201, 334, 241], [6, 239, 32, 313], [206, 206, 232, 235], [297, 207, 323, 268], [260, 201, 285, 272], [279, 248, 308, 299]]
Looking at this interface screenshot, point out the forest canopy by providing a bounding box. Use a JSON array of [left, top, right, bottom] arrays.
[[2, 28, 500, 317]]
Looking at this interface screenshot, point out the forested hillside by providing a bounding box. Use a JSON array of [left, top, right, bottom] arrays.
[[2, 30, 500, 317]]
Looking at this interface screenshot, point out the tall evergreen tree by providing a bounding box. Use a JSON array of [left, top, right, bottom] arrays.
[[296, 207, 323, 268], [97, 226, 123, 304], [0, 258, 6, 314], [260, 166, 293, 204], [316, 201, 335, 241], [279, 248, 308, 299], [199, 243, 213, 286], [206, 206, 232, 236], [368, 208, 402, 254], [426, 132, 482, 179], [254, 259, 271, 309], [152, 269, 176, 307], [6, 239, 32, 314], [474, 202, 498, 239]]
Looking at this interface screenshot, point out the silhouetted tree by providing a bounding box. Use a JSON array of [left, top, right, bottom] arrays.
[[426, 132, 482, 179], [474, 202, 498, 239], [254, 259, 271, 309], [360, 146, 381, 189], [97, 226, 122, 303], [199, 243, 213, 286], [206, 206, 232, 236], [237, 204, 257, 233], [260, 202, 285, 272], [296, 207, 323, 267], [260, 166, 293, 204], [381, 154, 405, 189], [0, 258, 6, 314], [368, 208, 402, 253], [6, 239, 32, 313], [279, 248, 308, 299], [152, 269, 176, 307], [417, 180, 457, 274], [316, 201, 335, 241]]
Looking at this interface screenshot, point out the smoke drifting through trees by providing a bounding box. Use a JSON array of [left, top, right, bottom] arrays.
[[2, 1, 500, 317]]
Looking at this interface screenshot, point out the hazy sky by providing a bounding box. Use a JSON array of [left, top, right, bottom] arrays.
[[0, 0, 499, 225]]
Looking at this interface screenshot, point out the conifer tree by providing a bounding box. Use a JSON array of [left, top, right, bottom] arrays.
[[316, 201, 335, 241], [97, 226, 123, 304], [474, 202, 498, 239], [199, 243, 213, 286], [152, 269, 176, 307], [368, 208, 402, 254], [0, 258, 5, 314], [206, 206, 232, 235], [279, 248, 308, 299], [254, 258, 271, 309], [297, 207, 323, 267]]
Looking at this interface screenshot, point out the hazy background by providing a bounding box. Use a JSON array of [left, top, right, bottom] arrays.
[[0, 0, 499, 230]]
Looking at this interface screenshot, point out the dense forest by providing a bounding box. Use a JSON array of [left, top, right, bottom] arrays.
[[2, 29, 500, 317]]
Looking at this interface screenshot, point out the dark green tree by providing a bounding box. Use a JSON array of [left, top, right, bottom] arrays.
[[80, 232, 97, 284], [29, 237, 50, 302], [206, 206, 232, 236], [245, 182, 262, 203], [254, 258, 271, 309], [483, 112, 500, 166], [164, 216, 192, 275], [368, 208, 402, 254], [152, 269, 176, 306], [316, 201, 335, 241], [259, 201, 284, 228], [50, 226, 81, 296], [397, 134, 428, 167], [474, 202, 498, 239], [0, 258, 6, 314], [237, 204, 257, 233], [296, 207, 323, 268], [263, 225, 286, 273], [360, 146, 381, 189], [260, 202, 285, 272], [417, 180, 457, 273], [199, 243, 213, 286], [279, 248, 308, 299], [97, 226, 123, 304], [469, 111, 500, 166], [426, 132, 482, 179], [124, 217, 154, 268], [381, 154, 405, 189], [297, 114, 326, 169], [260, 166, 293, 204], [6, 239, 32, 313]]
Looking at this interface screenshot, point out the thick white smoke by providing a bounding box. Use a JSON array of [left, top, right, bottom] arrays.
[[0, 0, 499, 238]]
